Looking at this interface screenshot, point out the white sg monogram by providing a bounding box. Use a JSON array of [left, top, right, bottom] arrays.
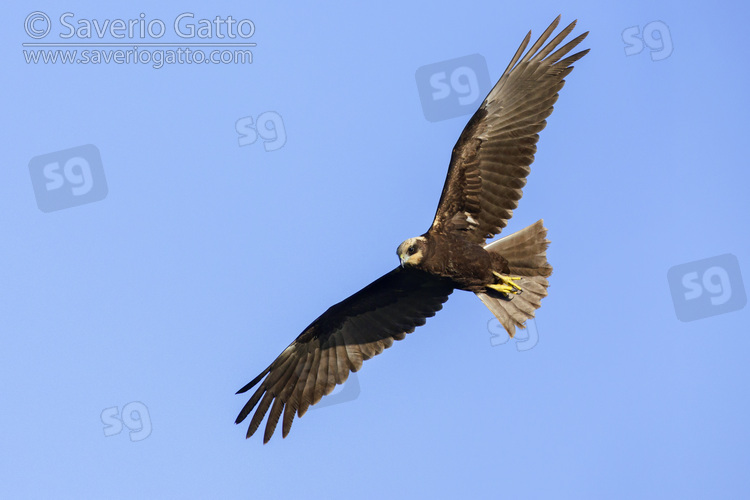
[[681, 266, 732, 306], [43, 156, 94, 196]]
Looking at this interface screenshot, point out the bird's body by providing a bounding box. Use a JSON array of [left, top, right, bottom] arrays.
[[398, 231, 509, 292], [236, 16, 589, 443]]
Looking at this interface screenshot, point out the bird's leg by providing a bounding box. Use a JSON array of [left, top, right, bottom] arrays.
[[487, 272, 523, 295]]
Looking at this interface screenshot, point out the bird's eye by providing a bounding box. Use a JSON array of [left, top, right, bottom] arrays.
[[407, 246, 416, 255]]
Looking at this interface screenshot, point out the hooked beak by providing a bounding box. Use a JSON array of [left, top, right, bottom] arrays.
[[399, 254, 408, 268]]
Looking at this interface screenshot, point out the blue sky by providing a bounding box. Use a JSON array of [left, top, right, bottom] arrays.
[[3, 1, 749, 498]]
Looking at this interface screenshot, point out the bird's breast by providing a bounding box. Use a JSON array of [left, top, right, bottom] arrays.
[[421, 235, 493, 290]]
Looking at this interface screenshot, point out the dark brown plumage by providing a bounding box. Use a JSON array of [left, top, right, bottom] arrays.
[[236, 16, 588, 443]]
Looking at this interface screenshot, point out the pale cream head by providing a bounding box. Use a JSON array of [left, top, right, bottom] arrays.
[[397, 236, 427, 267]]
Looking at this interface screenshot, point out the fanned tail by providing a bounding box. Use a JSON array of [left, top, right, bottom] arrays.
[[476, 220, 552, 337]]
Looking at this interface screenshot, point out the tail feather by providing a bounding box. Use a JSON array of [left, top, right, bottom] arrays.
[[476, 220, 551, 337]]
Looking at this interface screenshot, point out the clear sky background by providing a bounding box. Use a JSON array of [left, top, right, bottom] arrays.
[[3, 1, 749, 498]]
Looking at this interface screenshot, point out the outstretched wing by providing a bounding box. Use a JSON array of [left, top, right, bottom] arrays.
[[430, 16, 589, 244], [235, 267, 454, 443]]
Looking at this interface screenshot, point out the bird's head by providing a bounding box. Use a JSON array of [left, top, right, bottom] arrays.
[[397, 236, 427, 268]]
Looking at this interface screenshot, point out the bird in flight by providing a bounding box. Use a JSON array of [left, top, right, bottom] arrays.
[[236, 16, 589, 443]]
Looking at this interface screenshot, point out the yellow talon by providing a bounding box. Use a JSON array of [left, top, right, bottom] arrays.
[[490, 272, 523, 294], [487, 283, 516, 294]]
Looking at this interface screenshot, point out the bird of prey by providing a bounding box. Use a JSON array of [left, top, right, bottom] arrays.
[[236, 16, 588, 443]]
